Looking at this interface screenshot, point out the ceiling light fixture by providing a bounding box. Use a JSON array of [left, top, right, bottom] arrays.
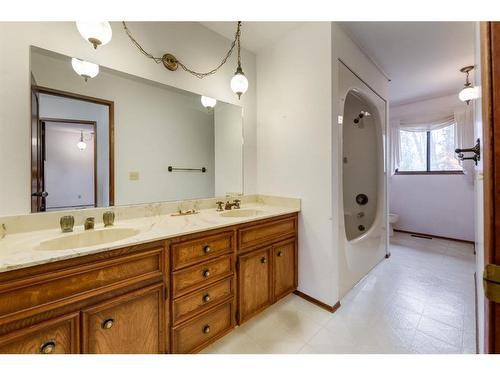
[[122, 21, 248, 100], [77, 130, 87, 150], [458, 65, 479, 105], [76, 22, 112, 49], [71, 58, 99, 82], [201, 96, 217, 109]]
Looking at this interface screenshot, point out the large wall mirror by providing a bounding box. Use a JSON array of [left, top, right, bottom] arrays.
[[30, 46, 243, 213]]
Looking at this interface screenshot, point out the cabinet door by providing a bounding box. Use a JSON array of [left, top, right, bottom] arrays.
[[238, 247, 272, 324], [0, 312, 79, 354], [82, 284, 165, 354], [273, 239, 297, 300]]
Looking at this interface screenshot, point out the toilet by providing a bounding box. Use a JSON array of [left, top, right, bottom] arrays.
[[388, 213, 399, 236]]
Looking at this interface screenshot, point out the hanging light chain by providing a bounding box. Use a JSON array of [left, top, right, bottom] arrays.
[[122, 21, 242, 79]]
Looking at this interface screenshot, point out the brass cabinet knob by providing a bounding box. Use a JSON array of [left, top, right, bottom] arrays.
[[277, 251, 283, 257], [39, 340, 56, 354], [203, 293, 210, 303], [101, 318, 115, 330], [203, 245, 211, 254], [261, 257, 267, 264], [202, 324, 210, 334], [203, 269, 210, 278]]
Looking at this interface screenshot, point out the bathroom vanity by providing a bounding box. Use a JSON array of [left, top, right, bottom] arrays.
[[0, 198, 299, 354]]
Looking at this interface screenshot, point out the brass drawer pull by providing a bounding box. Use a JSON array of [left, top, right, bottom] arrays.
[[202, 324, 210, 334], [203, 245, 211, 254], [203, 293, 211, 303], [261, 257, 267, 264], [202, 269, 210, 278], [277, 251, 283, 257], [102, 318, 115, 330], [39, 340, 56, 354]]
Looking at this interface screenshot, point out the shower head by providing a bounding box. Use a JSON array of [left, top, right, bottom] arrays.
[[353, 111, 371, 125]]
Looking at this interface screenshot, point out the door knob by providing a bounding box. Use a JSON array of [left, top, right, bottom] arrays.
[[101, 318, 115, 330], [203, 293, 210, 302], [39, 340, 56, 354], [261, 257, 267, 264], [202, 269, 210, 278], [202, 324, 210, 334]]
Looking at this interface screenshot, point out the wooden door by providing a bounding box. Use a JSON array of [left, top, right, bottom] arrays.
[[237, 247, 272, 324], [82, 284, 165, 354], [482, 21, 500, 354], [273, 239, 297, 301], [0, 312, 79, 354]]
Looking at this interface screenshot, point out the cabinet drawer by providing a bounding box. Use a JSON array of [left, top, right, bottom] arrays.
[[238, 215, 297, 251], [172, 301, 234, 353], [172, 231, 234, 270], [0, 312, 79, 354], [172, 277, 233, 324], [81, 283, 165, 354], [173, 255, 233, 297]]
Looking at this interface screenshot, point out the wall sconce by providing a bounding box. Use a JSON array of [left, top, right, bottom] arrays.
[[201, 96, 217, 109], [76, 22, 112, 49], [458, 65, 480, 105], [122, 21, 248, 100], [71, 58, 99, 82]]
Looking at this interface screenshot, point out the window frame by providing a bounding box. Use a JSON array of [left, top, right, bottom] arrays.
[[395, 127, 464, 175]]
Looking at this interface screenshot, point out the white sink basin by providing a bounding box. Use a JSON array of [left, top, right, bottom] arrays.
[[36, 228, 140, 251], [219, 209, 263, 218]]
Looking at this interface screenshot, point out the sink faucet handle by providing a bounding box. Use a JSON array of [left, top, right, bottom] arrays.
[[233, 199, 241, 209], [84, 217, 95, 231], [103, 211, 115, 227], [60, 215, 75, 233], [216, 201, 224, 212]]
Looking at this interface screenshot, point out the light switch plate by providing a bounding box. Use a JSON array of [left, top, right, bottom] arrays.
[[129, 171, 139, 181]]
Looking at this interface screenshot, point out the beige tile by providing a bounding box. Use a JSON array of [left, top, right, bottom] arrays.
[[417, 316, 463, 348]]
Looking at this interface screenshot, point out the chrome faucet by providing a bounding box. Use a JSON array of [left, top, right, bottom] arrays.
[[224, 199, 241, 210], [84, 217, 95, 230], [60, 215, 75, 233]]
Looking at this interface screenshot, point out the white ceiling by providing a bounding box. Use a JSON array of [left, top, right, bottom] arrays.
[[200, 22, 304, 53], [202, 22, 476, 105], [339, 22, 476, 105]]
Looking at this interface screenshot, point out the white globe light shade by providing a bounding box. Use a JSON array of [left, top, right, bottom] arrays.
[[71, 58, 99, 81], [77, 140, 87, 150], [76, 21, 112, 49], [459, 86, 480, 103], [230, 71, 248, 99], [201, 96, 217, 109]]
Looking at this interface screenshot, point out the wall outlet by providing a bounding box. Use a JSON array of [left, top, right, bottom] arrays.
[[129, 171, 140, 181]]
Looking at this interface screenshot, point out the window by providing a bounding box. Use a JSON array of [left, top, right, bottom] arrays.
[[397, 123, 463, 174]]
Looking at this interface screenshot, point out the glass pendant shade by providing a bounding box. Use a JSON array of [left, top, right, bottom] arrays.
[[76, 22, 112, 49], [458, 85, 480, 104], [201, 96, 217, 109], [230, 67, 248, 99], [77, 131, 87, 150], [71, 58, 99, 81]]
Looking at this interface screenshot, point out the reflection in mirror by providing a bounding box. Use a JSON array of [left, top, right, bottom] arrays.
[[30, 46, 243, 213]]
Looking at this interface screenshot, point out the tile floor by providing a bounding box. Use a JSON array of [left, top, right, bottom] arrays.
[[202, 232, 477, 354]]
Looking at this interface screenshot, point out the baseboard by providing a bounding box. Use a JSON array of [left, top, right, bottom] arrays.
[[293, 290, 341, 313], [394, 229, 474, 245]]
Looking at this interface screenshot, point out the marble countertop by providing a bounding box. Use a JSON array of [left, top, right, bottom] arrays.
[[0, 200, 299, 273]]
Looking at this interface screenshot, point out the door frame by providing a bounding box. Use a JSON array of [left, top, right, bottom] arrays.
[[481, 21, 500, 354], [40, 118, 98, 209], [31, 85, 115, 208]]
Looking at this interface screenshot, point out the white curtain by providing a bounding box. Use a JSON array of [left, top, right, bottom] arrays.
[[399, 115, 455, 132], [389, 119, 401, 176], [454, 107, 475, 184]]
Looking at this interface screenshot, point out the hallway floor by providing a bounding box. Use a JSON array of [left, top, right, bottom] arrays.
[[202, 232, 476, 354]]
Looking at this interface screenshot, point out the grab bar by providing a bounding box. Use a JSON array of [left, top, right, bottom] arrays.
[[168, 166, 207, 173]]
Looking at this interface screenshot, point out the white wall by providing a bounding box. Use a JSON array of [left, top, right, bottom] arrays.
[[214, 103, 243, 197], [44, 122, 94, 209], [0, 22, 256, 215], [389, 94, 475, 241], [39, 94, 109, 207], [257, 23, 335, 305]]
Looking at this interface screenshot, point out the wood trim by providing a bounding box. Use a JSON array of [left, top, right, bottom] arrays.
[[394, 229, 475, 245], [293, 290, 341, 313], [33, 85, 115, 206], [40, 118, 98, 208]]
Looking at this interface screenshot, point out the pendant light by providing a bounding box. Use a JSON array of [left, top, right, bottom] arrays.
[[230, 22, 248, 99], [458, 65, 479, 105], [71, 58, 99, 82], [76, 22, 112, 49], [201, 96, 217, 109], [77, 130, 87, 150]]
